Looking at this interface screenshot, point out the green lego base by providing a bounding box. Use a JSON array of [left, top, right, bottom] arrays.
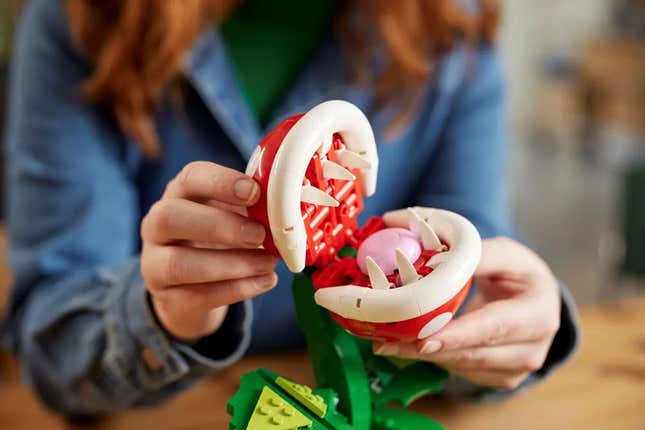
[[227, 273, 448, 430], [275, 376, 328, 418], [228, 368, 352, 430], [246, 385, 313, 429]]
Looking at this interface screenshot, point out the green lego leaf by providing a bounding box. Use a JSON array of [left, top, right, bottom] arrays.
[[276, 377, 327, 418], [228, 369, 353, 430], [372, 405, 445, 430], [228, 369, 281, 430], [291, 273, 372, 429], [246, 386, 312, 430], [371, 362, 448, 408]]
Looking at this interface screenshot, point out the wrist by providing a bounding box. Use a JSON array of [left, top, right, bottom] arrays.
[[148, 293, 229, 343]]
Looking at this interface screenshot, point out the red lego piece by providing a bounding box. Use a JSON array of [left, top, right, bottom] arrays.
[[248, 117, 364, 269], [310, 218, 470, 343], [248, 111, 474, 343]]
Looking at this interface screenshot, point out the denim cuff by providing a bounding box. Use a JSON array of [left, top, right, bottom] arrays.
[[174, 299, 254, 375], [537, 283, 580, 378], [112, 260, 253, 390]]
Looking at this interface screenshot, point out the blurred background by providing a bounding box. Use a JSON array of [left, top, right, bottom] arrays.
[[499, 0, 645, 304], [2, 0, 641, 307], [0, 1, 643, 428]]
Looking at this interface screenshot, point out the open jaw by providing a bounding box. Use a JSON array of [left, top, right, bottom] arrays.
[[313, 207, 481, 324], [246, 100, 481, 341]]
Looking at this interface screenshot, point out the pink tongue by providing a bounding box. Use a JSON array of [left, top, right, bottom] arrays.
[[357, 227, 421, 276]]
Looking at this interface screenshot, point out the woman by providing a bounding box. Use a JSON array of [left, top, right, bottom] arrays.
[[2, 0, 578, 416]]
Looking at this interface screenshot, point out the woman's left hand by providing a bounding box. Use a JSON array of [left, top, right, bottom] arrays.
[[374, 236, 561, 390]]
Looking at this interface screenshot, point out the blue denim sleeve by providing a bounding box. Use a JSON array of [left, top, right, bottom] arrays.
[[1, 0, 252, 415], [415, 49, 512, 239], [415, 49, 580, 399]]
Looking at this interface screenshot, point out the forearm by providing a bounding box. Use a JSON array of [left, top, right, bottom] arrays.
[[10, 259, 253, 416]]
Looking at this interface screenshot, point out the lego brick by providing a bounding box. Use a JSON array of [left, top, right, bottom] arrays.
[[275, 377, 327, 418], [228, 369, 352, 430], [246, 386, 312, 430]]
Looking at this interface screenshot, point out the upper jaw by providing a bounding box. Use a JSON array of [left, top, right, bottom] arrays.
[[266, 100, 378, 272]]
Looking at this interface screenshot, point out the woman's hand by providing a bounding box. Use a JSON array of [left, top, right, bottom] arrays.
[[140, 161, 278, 342], [374, 237, 561, 390]]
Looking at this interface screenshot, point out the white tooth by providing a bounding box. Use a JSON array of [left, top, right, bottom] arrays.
[[301, 185, 339, 207], [407, 208, 442, 251], [336, 147, 371, 169], [425, 251, 453, 269], [366, 256, 391, 290], [321, 159, 356, 181], [407, 208, 423, 233], [318, 133, 333, 156], [420, 222, 443, 251], [395, 249, 420, 284]]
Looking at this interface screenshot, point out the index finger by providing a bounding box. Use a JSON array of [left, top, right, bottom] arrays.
[[417, 300, 546, 352], [164, 161, 260, 206]]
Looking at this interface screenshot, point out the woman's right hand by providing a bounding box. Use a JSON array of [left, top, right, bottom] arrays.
[[140, 162, 278, 342]]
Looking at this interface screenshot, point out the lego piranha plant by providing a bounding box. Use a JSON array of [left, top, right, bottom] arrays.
[[228, 101, 481, 430]]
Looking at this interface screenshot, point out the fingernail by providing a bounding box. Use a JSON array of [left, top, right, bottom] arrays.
[[256, 273, 277, 289], [234, 178, 259, 203], [241, 221, 265, 246], [375, 343, 400, 356], [421, 340, 442, 354]]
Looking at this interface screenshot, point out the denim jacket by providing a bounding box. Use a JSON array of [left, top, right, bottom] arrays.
[[1, 0, 578, 415]]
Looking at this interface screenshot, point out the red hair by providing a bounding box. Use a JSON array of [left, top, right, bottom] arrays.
[[65, 0, 499, 157]]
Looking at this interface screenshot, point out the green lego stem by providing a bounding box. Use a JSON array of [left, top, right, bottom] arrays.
[[228, 271, 450, 429], [291, 272, 449, 430], [292, 272, 373, 430]]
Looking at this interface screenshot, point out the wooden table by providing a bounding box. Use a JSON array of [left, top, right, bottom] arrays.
[[0, 297, 644, 429]]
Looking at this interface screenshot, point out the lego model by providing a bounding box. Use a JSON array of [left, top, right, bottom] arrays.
[[228, 100, 481, 429]]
